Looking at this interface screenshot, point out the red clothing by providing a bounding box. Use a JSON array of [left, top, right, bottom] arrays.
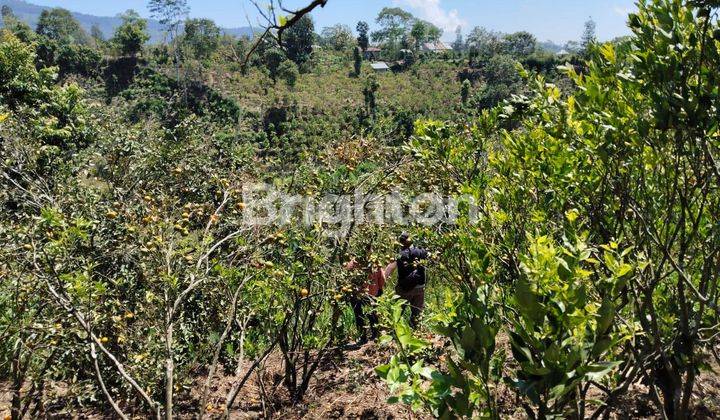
[[367, 268, 386, 297], [345, 260, 386, 297]]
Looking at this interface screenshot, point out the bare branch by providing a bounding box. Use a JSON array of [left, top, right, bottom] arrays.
[[198, 274, 253, 419], [240, 0, 329, 68], [90, 342, 129, 420]]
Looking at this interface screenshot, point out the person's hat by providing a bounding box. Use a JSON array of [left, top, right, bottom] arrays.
[[398, 232, 411, 245]]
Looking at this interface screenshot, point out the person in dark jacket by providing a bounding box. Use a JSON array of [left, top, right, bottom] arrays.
[[386, 232, 428, 329]]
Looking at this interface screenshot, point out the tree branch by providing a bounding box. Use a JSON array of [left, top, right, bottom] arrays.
[[240, 0, 329, 68]]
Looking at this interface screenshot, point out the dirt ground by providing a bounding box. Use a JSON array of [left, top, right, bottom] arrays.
[[206, 341, 427, 419], [202, 336, 720, 419], [3, 338, 720, 419]]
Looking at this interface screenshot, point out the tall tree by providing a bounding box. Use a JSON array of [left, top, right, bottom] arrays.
[[424, 21, 442, 42], [363, 74, 379, 117], [148, 0, 189, 34], [356, 21, 369, 50], [278, 59, 299, 87], [410, 20, 442, 49], [1, 5, 13, 20], [36, 8, 89, 45], [581, 17, 597, 55], [282, 14, 314, 65], [183, 18, 221, 60], [466, 27, 503, 60], [353, 46, 362, 76], [321, 24, 355, 51], [410, 20, 427, 49], [563, 40, 580, 53], [1, 5, 34, 42], [90, 24, 105, 43], [371, 7, 414, 49], [501, 31, 537, 57], [263, 47, 287, 83], [477, 54, 522, 108], [111, 10, 149, 57], [238, 0, 327, 69], [452, 26, 464, 52], [148, 0, 189, 82]]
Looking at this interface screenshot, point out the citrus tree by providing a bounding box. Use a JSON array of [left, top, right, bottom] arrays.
[[378, 1, 720, 418]]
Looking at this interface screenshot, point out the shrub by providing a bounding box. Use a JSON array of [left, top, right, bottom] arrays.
[[278, 60, 299, 88], [0, 32, 55, 108], [111, 10, 150, 57]]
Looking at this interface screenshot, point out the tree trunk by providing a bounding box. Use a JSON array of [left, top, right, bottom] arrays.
[[655, 363, 683, 420], [11, 345, 23, 420], [165, 321, 174, 420]]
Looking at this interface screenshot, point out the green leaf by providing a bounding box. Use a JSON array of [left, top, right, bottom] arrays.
[[596, 298, 615, 335], [549, 383, 566, 400], [509, 331, 533, 364], [460, 325, 477, 352], [522, 363, 552, 376], [584, 361, 621, 381], [516, 277, 540, 323], [557, 256, 572, 281], [375, 364, 391, 378], [592, 337, 612, 357], [398, 332, 429, 353]]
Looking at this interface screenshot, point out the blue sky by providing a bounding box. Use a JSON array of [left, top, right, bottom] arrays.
[[29, 0, 636, 43]]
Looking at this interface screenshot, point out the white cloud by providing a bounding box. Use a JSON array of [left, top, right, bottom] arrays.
[[394, 0, 467, 34], [613, 6, 634, 16]]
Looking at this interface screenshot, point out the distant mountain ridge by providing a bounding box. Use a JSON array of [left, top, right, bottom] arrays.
[[0, 0, 254, 43]]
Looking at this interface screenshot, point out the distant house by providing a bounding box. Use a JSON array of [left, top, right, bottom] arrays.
[[364, 47, 382, 60], [556, 49, 570, 56], [370, 62, 390, 73], [421, 41, 452, 53]]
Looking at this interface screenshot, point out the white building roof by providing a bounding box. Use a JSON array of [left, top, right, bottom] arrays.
[[422, 41, 452, 51]]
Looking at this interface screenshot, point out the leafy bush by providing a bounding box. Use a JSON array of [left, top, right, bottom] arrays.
[[52, 42, 103, 78], [35, 7, 89, 45], [121, 68, 241, 124], [0, 32, 94, 154], [508, 235, 629, 418], [110, 10, 150, 57], [379, 2, 720, 419], [35, 83, 94, 150], [277, 59, 299, 88], [0, 32, 55, 108]]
